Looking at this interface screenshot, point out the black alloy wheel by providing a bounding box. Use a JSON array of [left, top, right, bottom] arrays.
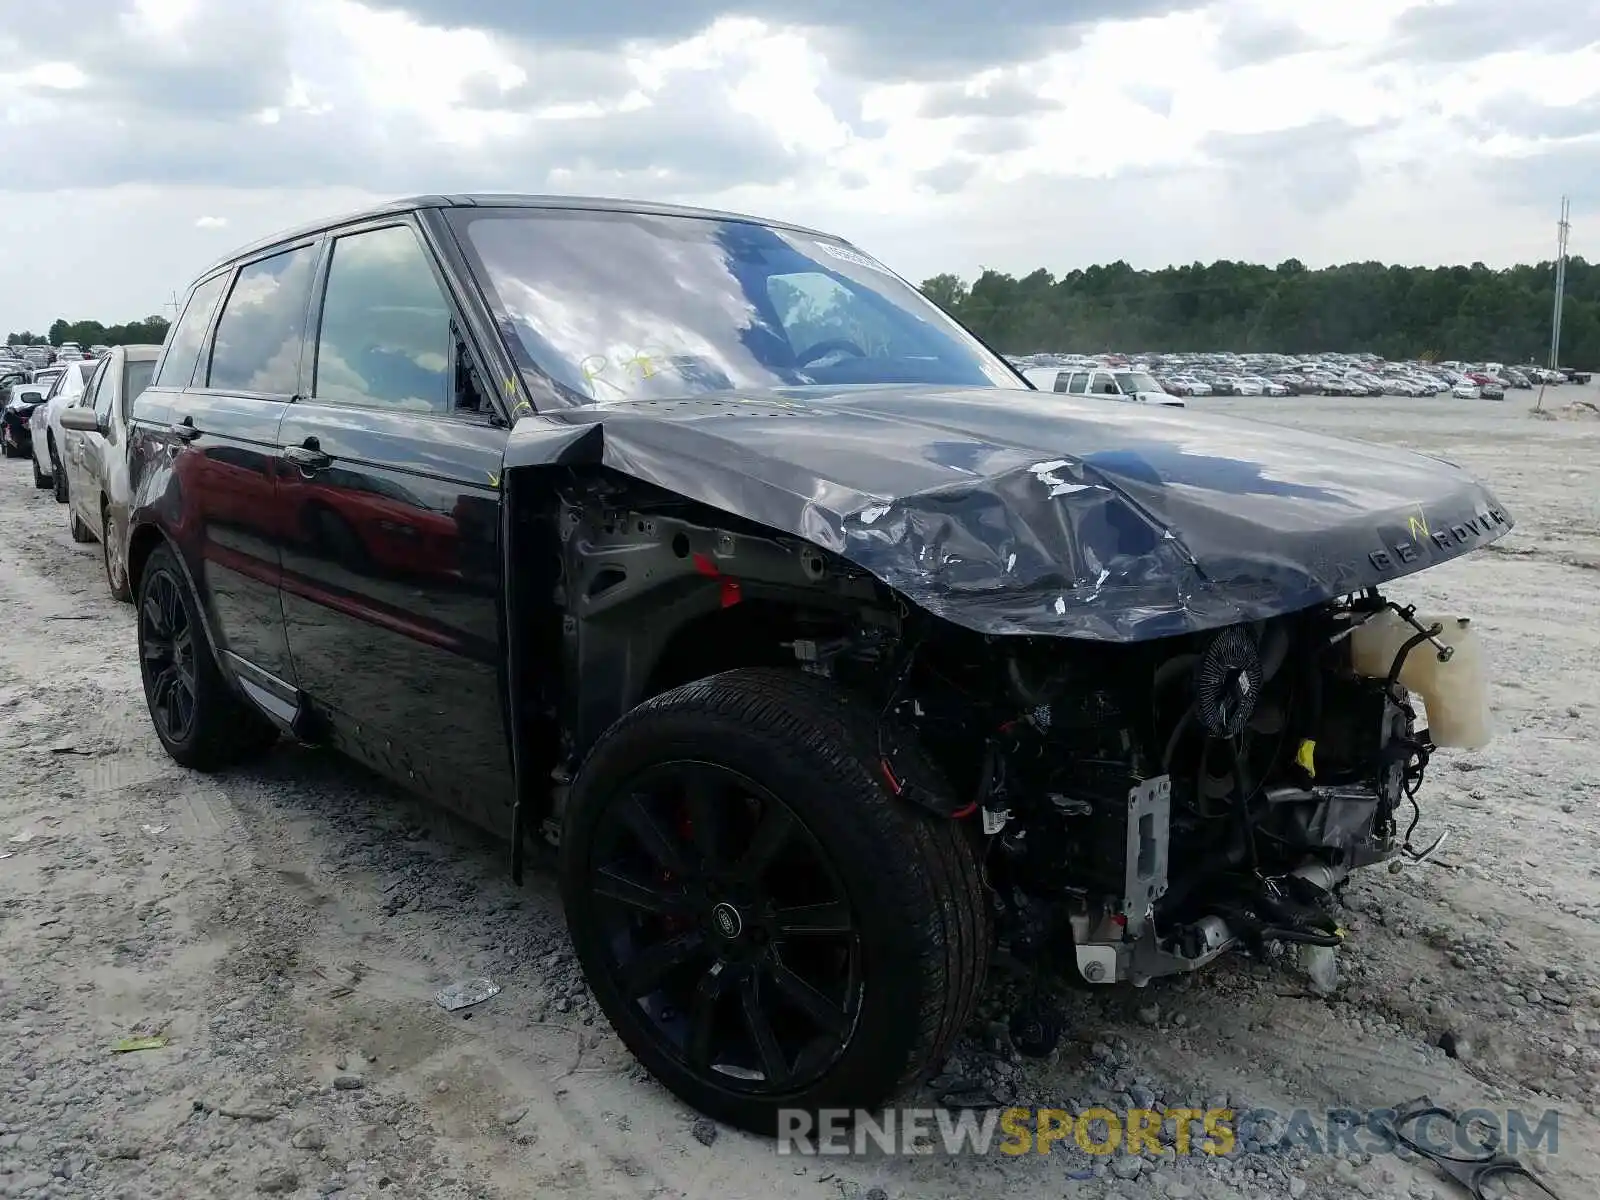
[[587, 760, 862, 1096], [140, 566, 198, 746], [561, 668, 990, 1136], [134, 543, 280, 769]]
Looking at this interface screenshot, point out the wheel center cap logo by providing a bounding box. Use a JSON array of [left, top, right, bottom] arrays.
[[711, 902, 743, 939]]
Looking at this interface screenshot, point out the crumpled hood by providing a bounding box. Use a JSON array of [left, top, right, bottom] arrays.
[[506, 384, 1513, 641]]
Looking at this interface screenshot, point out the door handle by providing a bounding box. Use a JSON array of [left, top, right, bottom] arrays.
[[283, 441, 331, 472], [170, 415, 200, 441]]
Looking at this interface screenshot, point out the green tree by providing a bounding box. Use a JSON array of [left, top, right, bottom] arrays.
[[918, 256, 1597, 367], [8, 316, 169, 349]]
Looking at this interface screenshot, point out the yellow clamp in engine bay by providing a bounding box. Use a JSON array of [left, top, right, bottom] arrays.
[[1294, 738, 1317, 778]]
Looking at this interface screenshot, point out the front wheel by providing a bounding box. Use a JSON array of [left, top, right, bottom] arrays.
[[51, 450, 68, 504], [136, 543, 278, 770], [560, 668, 989, 1135], [69, 508, 93, 543], [32, 453, 50, 489]]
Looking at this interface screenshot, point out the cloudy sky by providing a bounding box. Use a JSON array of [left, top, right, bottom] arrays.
[[3, 0, 1597, 333]]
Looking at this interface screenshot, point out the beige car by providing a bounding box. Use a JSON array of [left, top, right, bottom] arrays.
[[58, 345, 160, 601]]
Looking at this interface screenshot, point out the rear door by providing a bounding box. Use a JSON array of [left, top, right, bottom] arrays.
[[275, 218, 512, 827], [166, 242, 320, 686]]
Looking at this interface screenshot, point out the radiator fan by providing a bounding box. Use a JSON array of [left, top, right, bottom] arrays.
[[1195, 626, 1264, 739]]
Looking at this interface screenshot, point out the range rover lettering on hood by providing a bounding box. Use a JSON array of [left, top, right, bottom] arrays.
[[505, 384, 1515, 642]]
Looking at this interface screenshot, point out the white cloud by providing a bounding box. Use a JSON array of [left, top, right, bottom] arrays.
[[3, 0, 1599, 333], [20, 62, 88, 90]]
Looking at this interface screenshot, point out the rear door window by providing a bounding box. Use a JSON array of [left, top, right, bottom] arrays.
[[1066, 372, 1088, 394], [153, 273, 226, 389], [206, 243, 319, 395]]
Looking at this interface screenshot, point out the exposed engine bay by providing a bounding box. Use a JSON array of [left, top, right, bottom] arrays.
[[827, 593, 1482, 991], [828, 592, 1482, 992]]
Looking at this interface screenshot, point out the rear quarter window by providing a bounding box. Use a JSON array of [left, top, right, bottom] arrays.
[[154, 273, 227, 389]]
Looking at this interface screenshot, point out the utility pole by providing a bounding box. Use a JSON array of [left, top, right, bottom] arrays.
[[1549, 195, 1570, 371]]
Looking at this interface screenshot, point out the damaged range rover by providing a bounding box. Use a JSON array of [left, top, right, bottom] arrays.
[[124, 195, 1511, 1136]]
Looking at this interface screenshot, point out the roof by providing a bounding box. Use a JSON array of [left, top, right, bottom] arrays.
[[117, 344, 162, 360], [203, 193, 838, 278]]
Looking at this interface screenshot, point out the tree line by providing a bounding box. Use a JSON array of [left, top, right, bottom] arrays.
[[918, 257, 1597, 366], [7, 316, 171, 349]]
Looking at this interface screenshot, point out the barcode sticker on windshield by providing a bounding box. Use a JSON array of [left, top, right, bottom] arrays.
[[816, 241, 888, 273]]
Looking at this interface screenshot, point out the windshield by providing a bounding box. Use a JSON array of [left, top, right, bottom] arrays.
[[448, 208, 1025, 404], [1114, 371, 1161, 394]]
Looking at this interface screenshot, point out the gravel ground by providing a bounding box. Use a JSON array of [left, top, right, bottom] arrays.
[[0, 390, 1596, 1200]]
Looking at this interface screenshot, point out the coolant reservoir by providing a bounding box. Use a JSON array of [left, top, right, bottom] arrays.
[[1348, 610, 1492, 749]]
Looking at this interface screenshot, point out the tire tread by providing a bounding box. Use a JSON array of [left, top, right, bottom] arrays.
[[569, 667, 989, 1117]]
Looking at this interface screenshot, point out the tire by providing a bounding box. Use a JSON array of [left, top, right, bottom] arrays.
[[103, 503, 132, 602], [69, 509, 93, 543], [32, 453, 50, 489], [51, 448, 68, 504], [136, 542, 279, 770], [559, 667, 989, 1136]]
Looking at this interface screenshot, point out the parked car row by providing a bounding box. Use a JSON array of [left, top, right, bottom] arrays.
[[3, 348, 159, 594], [0, 341, 109, 373], [1006, 350, 1588, 402], [3, 195, 1519, 1140], [0, 344, 124, 458]]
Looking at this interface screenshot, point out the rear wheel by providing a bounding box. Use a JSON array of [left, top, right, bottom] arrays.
[[69, 508, 93, 543], [560, 667, 989, 1135], [51, 447, 68, 504], [103, 502, 131, 602], [136, 543, 278, 770]]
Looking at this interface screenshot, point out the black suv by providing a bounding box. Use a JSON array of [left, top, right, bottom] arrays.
[[124, 195, 1510, 1133]]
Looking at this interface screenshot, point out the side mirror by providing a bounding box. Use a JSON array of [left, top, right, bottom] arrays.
[[59, 407, 104, 433]]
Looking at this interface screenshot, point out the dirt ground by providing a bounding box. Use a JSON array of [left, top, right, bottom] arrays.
[[1, 390, 1597, 1200]]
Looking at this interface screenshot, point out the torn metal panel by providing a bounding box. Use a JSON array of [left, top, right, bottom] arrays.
[[504, 384, 1513, 642]]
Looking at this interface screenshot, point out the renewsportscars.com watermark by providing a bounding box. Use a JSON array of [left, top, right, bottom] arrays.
[[776, 1105, 1562, 1159]]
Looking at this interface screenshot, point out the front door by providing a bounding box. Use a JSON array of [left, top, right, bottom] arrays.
[[275, 219, 513, 831]]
